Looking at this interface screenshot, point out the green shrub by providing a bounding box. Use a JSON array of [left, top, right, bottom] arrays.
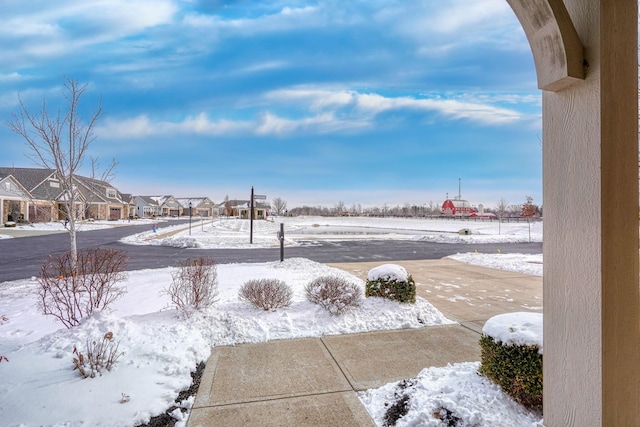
[[365, 275, 416, 303], [479, 334, 543, 409]]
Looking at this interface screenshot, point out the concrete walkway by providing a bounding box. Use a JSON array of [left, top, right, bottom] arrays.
[[187, 258, 542, 427]]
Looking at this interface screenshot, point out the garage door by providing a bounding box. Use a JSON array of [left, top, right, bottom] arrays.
[[109, 207, 121, 220]]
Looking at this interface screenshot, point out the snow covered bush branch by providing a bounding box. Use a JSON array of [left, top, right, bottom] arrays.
[[165, 256, 219, 312], [238, 278, 293, 311], [305, 276, 362, 315], [72, 331, 123, 378], [38, 248, 128, 328]]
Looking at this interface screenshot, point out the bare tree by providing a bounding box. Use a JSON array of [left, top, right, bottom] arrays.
[[7, 78, 113, 267], [223, 195, 232, 217], [496, 198, 509, 235], [521, 196, 537, 243], [271, 197, 287, 216]]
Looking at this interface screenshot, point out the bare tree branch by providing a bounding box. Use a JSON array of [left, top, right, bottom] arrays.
[[6, 77, 108, 269]]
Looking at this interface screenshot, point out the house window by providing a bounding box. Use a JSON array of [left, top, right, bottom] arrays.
[[49, 179, 60, 188], [4, 181, 9, 191], [107, 189, 116, 198]]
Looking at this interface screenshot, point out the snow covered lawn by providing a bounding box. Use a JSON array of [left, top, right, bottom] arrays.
[[0, 258, 454, 426], [0, 217, 544, 426], [120, 216, 543, 248]]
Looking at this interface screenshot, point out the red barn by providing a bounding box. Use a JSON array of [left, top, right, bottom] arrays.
[[442, 197, 476, 217]]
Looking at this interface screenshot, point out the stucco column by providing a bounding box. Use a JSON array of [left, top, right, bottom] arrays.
[[543, 0, 639, 425]]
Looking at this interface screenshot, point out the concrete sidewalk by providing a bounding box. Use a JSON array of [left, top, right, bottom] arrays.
[[187, 258, 542, 427]]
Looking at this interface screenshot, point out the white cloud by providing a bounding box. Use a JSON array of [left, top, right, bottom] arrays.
[[265, 88, 355, 111], [0, 72, 26, 82], [0, 0, 177, 63], [373, 0, 526, 54], [266, 87, 526, 125], [237, 61, 290, 74], [96, 113, 252, 139], [255, 111, 369, 136], [97, 86, 531, 140], [182, 5, 322, 35]]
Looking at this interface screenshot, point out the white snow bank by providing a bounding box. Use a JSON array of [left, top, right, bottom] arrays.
[[482, 312, 543, 353], [367, 264, 410, 282], [359, 361, 543, 427], [449, 252, 543, 276]]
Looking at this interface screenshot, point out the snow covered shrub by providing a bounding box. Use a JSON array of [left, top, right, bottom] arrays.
[[72, 331, 124, 378], [238, 278, 293, 311], [479, 313, 543, 409], [365, 264, 416, 304], [38, 248, 128, 328], [305, 276, 362, 315], [166, 256, 219, 312]]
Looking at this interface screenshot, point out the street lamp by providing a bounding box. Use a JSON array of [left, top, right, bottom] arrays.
[[189, 202, 192, 235]]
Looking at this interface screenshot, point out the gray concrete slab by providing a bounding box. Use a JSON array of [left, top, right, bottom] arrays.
[[322, 325, 480, 391], [188, 391, 375, 427], [193, 338, 351, 407]]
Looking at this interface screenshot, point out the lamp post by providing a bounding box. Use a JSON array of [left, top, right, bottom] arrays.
[[189, 201, 192, 235]]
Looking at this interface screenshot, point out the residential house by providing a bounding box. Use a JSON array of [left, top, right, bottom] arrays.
[[175, 197, 216, 217], [134, 195, 181, 217], [119, 193, 137, 219], [74, 175, 131, 220], [0, 167, 130, 222], [133, 196, 161, 218], [0, 173, 31, 223], [0, 167, 65, 223], [218, 199, 269, 219]]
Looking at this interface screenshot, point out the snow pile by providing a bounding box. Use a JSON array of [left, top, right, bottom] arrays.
[[367, 264, 410, 282], [359, 362, 543, 427], [482, 312, 543, 352], [0, 258, 452, 426], [450, 253, 543, 277]]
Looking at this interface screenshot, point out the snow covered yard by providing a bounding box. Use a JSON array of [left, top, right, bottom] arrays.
[[0, 258, 452, 426], [121, 216, 543, 248], [0, 217, 544, 426]]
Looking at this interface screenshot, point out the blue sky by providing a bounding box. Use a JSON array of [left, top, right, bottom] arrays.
[[0, 0, 542, 209]]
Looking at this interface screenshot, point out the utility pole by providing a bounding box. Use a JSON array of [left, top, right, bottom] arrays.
[[249, 186, 254, 244]]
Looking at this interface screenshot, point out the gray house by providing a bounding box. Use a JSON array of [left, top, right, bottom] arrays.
[[175, 197, 216, 217]]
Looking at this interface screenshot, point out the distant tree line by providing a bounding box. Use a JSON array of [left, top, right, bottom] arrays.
[[275, 197, 542, 218]]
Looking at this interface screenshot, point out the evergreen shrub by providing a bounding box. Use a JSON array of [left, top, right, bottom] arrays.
[[479, 334, 543, 409], [365, 274, 416, 303]]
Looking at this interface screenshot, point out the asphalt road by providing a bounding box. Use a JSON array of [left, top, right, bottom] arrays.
[[0, 221, 542, 282]]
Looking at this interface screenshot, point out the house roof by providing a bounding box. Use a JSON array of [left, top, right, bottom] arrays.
[[0, 167, 130, 205], [176, 197, 213, 208], [135, 196, 161, 206], [74, 175, 124, 204], [0, 167, 63, 201]]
